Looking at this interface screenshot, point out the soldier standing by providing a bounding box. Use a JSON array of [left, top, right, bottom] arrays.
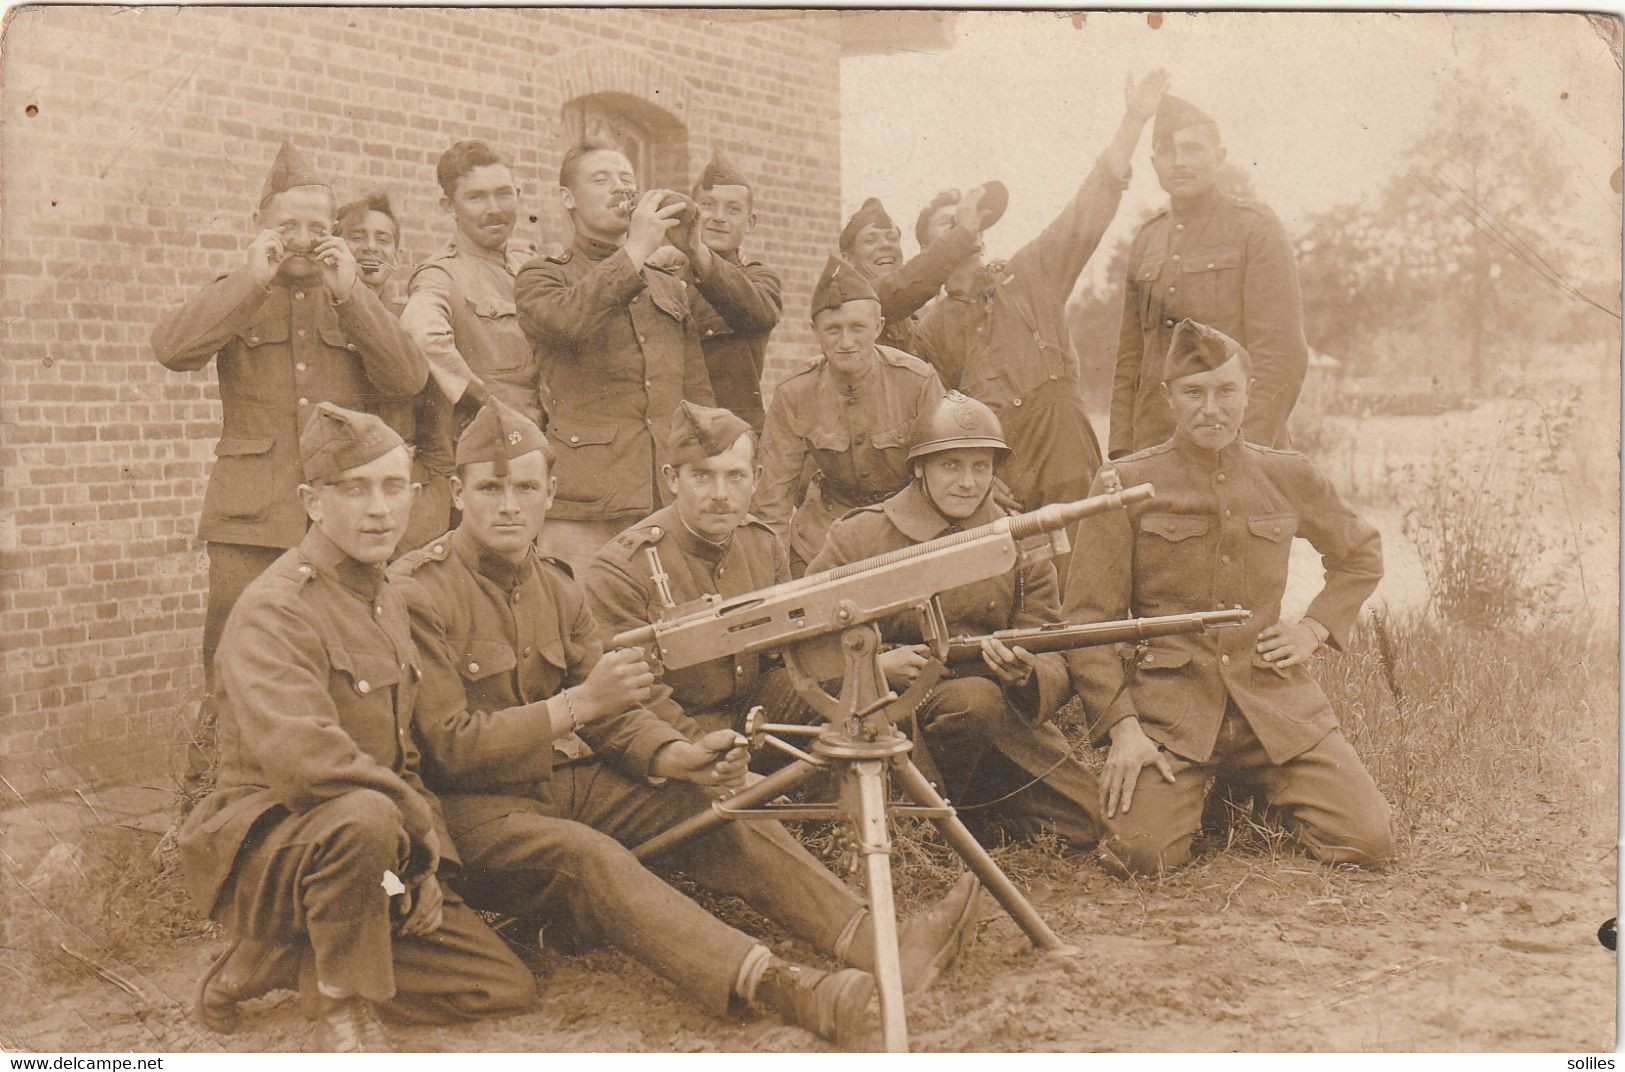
[[152, 140, 427, 784], [752, 257, 945, 574], [1110, 95, 1310, 457], [911, 70, 1168, 529], [514, 138, 715, 576], [808, 392, 1102, 848], [391, 402, 979, 1047], [401, 140, 540, 432], [180, 405, 533, 1051], [336, 191, 454, 554], [678, 150, 782, 433], [1066, 321, 1391, 876]]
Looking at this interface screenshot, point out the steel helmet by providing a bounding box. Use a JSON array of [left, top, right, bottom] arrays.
[[907, 390, 1010, 462]]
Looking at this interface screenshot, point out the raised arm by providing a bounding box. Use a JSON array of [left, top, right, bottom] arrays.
[[151, 266, 271, 371], [693, 255, 783, 334], [514, 252, 646, 347]]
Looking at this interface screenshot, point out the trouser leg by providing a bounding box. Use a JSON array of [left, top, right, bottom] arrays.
[[537, 518, 624, 582], [383, 899, 536, 1024], [448, 798, 753, 1015], [1098, 752, 1212, 877], [561, 763, 866, 960], [218, 789, 410, 1004], [186, 543, 284, 789], [1231, 727, 1395, 868]]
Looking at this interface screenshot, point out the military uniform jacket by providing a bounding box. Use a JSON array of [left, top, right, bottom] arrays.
[[584, 505, 789, 717], [807, 483, 1070, 724], [402, 238, 539, 428], [870, 225, 979, 353], [178, 527, 443, 914], [391, 527, 694, 830], [689, 249, 782, 433], [1111, 191, 1309, 457], [1063, 434, 1382, 765], [152, 266, 428, 549], [752, 346, 946, 565], [514, 235, 716, 524], [912, 157, 1130, 410]]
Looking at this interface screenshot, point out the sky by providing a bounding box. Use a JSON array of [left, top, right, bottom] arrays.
[[841, 12, 1621, 289]]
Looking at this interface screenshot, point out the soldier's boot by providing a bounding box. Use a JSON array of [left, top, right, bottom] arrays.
[[835, 872, 983, 994], [311, 994, 393, 1053], [752, 961, 876, 1050], [193, 938, 297, 1033]]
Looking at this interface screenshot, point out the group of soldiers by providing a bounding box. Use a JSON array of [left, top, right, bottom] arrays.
[[153, 68, 1393, 1051]]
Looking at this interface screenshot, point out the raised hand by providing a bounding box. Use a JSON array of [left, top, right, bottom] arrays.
[[246, 228, 289, 287]]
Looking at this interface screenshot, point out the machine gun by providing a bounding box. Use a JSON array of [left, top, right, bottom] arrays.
[[614, 484, 1154, 1051], [941, 608, 1252, 671]]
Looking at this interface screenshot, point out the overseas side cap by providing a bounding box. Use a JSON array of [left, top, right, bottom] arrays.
[[838, 197, 896, 253], [300, 402, 405, 483], [668, 400, 752, 467], [1162, 319, 1248, 383], [810, 255, 880, 317], [260, 138, 326, 207], [456, 400, 549, 477]]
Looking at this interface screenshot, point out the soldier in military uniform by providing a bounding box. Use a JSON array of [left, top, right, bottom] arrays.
[[391, 402, 979, 1047], [672, 150, 782, 433], [180, 404, 533, 1052], [808, 393, 1102, 848], [152, 140, 427, 784], [336, 191, 455, 554], [401, 140, 541, 432], [1110, 95, 1310, 458], [837, 189, 995, 353], [584, 402, 811, 741], [1066, 320, 1391, 876], [514, 137, 715, 577], [752, 257, 946, 575], [910, 70, 1168, 534]]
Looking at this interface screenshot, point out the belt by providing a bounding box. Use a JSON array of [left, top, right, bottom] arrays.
[[815, 471, 896, 509]]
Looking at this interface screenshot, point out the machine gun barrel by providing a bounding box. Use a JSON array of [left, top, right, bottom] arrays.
[[943, 608, 1252, 668], [612, 484, 1154, 671]]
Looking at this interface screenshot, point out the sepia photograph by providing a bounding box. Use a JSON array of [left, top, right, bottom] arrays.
[[0, 5, 1618, 1055]]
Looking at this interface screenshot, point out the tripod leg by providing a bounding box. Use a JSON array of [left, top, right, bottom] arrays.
[[896, 760, 1080, 955], [845, 758, 909, 1053], [632, 758, 820, 862]]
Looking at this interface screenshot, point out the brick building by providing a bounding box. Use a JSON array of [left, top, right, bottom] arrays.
[[0, 7, 950, 799]]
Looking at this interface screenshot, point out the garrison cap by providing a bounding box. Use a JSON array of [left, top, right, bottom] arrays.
[[810, 255, 880, 317], [456, 399, 550, 477], [695, 149, 751, 193], [668, 400, 752, 467], [1153, 95, 1218, 145], [839, 197, 896, 253], [300, 402, 405, 483], [259, 139, 327, 208], [1162, 319, 1247, 383]]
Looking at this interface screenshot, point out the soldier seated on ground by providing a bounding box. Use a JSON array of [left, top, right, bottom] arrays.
[[389, 401, 982, 1049], [1065, 319, 1393, 877], [806, 392, 1103, 850], [179, 404, 533, 1053]]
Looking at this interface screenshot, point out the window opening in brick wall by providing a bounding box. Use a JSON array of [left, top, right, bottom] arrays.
[[562, 92, 688, 192]]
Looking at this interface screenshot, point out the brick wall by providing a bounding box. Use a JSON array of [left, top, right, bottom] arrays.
[[0, 7, 842, 799]]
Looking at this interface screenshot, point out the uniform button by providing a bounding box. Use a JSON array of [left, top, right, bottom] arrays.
[[1207, 262, 1217, 270], [294, 290, 306, 300], [298, 396, 310, 406], [1172, 254, 1181, 262], [357, 680, 371, 694], [650, 527, 663, 538], [569, 435, 580, 444], [1164, 318, 1176, 328], [644, 418, 652, 426], [523, 645, 533, 656], [1216, 473, 1226, 484], [1144, 653, 1155, 664], [298, 564, 312, 575], [296, 328, 308, 338], [1167, 286, 1177, 294], [468, 661, 480, 673], [374, 605, 383, 616], [1216, 602, 1226, 610], [1224, 509, 1233, 519], [1049, 373, 1058, 380], [1272, 526, 1282, 537], [1012, 398, 1023, 407], [432, 543, 444, 554], [248, 335, 260, 344], [295, 362, 307, 372], [1175, 224, 1185, 232], [346, 343, 357, 352], [1220, 654, 1230, 666], [704, 329, 715, 337], [1221, 555, 1231, 565], [735, 665, 746, 675], [637, 334, 647, 344], [644, 379, 651, 388]]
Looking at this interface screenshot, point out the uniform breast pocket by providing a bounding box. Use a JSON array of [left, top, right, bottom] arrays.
[[1135, 512, 1212, 604], [1245, 513, 1298, 604], [466, 297, 524, 372], [1181, 248, 1242, 322], [325, 643, 407, 761], [458, 638, 520, 711], [204, 438, 276, 522], [546, 419, 620, 507], [1134, 258, 1165, 321]]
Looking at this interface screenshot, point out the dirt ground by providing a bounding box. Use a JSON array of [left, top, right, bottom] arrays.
[[3, 813, 1614, 1054]]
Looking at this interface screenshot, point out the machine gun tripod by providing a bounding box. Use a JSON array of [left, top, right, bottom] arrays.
[[616, 486, 1156, 1051]]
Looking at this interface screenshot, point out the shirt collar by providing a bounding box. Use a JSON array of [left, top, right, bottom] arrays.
[[574, 233, 621, 262], [882, 481, 1003, 543], [450, 526, 529, 591], [299, 526, 386, 601], [673, 510, 733, 564], [1171, 427, 1243, 468], [450, 235, 511, 266]]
